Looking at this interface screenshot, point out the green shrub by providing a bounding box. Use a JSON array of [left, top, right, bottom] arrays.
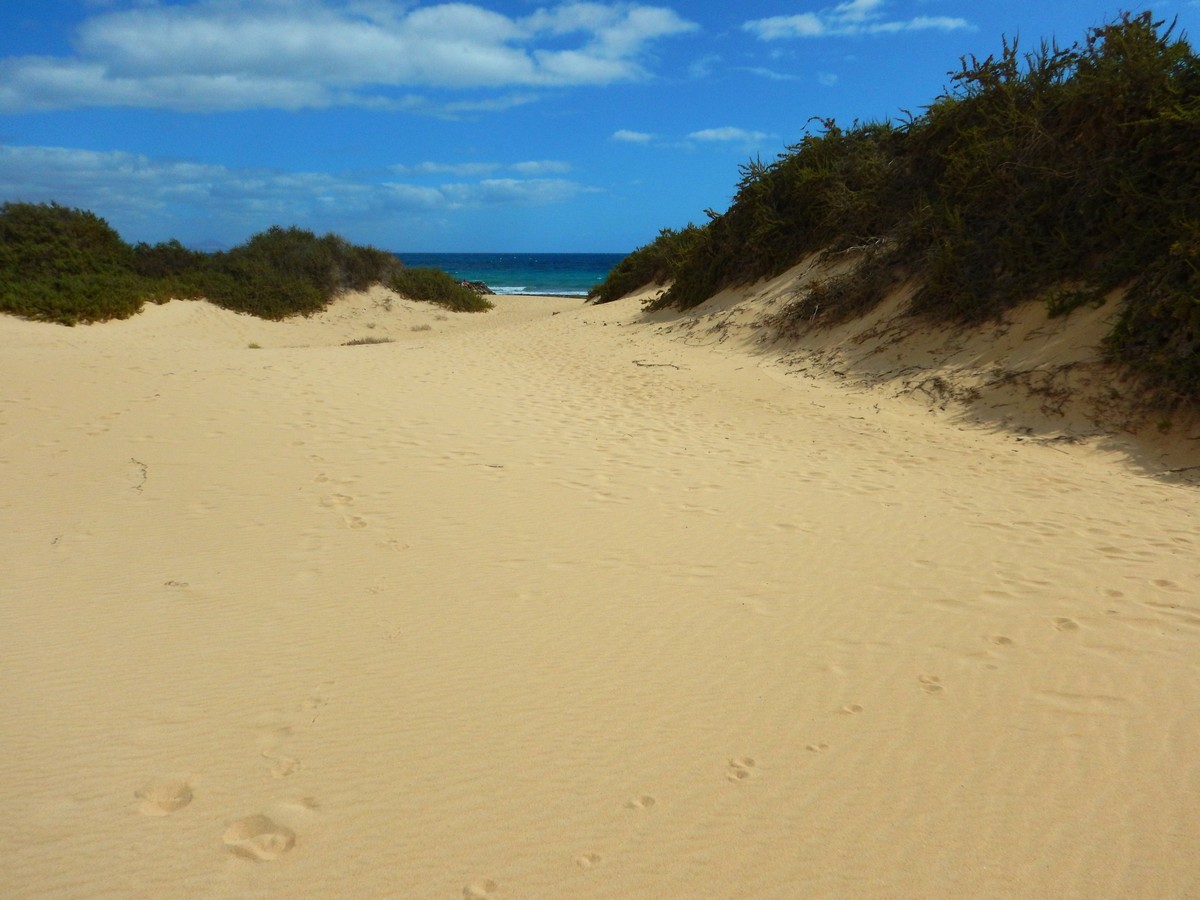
[[589, 225, 705, 304], [389, 267, 493, 312], [590, 10, 1200, 403], [0, 205, 482, 323], [0, 202, 144, 323]]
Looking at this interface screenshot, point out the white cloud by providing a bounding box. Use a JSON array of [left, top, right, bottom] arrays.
[[510, 160, 573, 175], [0, 143, 591, 240], [744, 0, 971, 40], [442, 178, 594, 206], [391, 159, 572, 176], [612, 129, 655, 143], [687, 127, 771, 144], [738, 66, 800, 81], [393, 162, 503, 177], [0, 1, 699, 113]]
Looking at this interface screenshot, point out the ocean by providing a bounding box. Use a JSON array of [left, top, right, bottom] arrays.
[[394, 252, 627, 297]]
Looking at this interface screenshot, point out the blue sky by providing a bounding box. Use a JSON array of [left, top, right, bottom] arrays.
[[2, 1, 1198, 252]]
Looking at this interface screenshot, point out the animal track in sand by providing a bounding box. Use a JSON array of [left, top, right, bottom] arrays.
[[223, 814, 296, 860], [727, 757, 756, 781], [135, 779, 193, 816], [625, 794, 657, 810], [343, 515, 368, 529], [321, 493, 354, 507], [918, 675, 944, 694], [1053, 617, 1080, 631], [463, 879, 499, 898], [986, 635, 1015, 646], [574, 852, 603, 870]]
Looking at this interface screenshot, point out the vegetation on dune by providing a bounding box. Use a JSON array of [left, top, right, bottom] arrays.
[[590, 11, 1200, 405], [389, 266, 493, 313], [0, 204, 491, 324]]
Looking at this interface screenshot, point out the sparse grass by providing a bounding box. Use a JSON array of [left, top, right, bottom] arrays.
[[343, 335, 395, 346]]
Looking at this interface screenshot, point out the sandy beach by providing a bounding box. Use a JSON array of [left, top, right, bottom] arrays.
[[3, 283, 1199, 898]]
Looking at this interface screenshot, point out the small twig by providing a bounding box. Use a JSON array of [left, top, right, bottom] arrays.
[[130, 458, 148, 492]]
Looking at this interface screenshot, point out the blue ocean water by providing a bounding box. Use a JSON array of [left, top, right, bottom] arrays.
[[394, 252, 626, 297]]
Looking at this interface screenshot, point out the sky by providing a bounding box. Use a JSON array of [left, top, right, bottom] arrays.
[[2, 1, 1199, 252]]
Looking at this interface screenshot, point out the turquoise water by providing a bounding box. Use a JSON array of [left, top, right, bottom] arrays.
[[394, 252, 626, 296]]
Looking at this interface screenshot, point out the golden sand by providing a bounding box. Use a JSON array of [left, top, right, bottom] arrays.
[[2, 281, 1198, 898]]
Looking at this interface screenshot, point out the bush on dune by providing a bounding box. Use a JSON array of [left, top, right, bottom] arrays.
[[389, 267, 493, 312], [590, 11, 1200, 404], [587, 225, 705, 304], [0, 205, 488, 323], [0, 202, 146, 323]]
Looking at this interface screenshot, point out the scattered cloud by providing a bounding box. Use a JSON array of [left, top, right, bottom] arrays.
[[737, 66, 800, 81], [392, 162, 502, 177], [0, 143, 592, 241], [442, 178, 595, 206], [391, 160, 572, 177], [818, 71, 840, 86], [0, 1, 700, 113], [510, 160, 573, 175], [687, 54, 721, 79], [612, 129, 656, 143], [744, 0, 972, 40], [687, 127, 772, 144]]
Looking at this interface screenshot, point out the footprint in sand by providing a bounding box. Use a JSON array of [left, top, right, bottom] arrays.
[[840, 704, 863, 715], [463, 879, 499, 898], [343, 515, 368, 530], [806, 743, 830, 753], [986, 635, 1015, 646], [625, 794, 657, 810], [919, 675, 944, 694], [574, 852, 603, 870], [1053, 617, 1080, 632], [262, 752, 299, 778], [135, 779, 193, 816], [223, 814, 296, 860], [727, 757, 756, 781]]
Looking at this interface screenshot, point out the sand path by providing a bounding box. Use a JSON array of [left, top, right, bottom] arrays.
[[2, 293, 1198, 898]]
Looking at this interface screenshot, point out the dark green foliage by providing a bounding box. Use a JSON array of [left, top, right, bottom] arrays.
[[589, 225, 704, 304], [199, 226, 405, 318], [589, 11, 1200, 404], [0, 205, 487, 323], [389, 267, 493, 312], [0, 202, 145, 323]]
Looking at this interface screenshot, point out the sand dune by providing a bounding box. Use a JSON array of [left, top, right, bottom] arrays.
[[2, 286, 1198, 898]]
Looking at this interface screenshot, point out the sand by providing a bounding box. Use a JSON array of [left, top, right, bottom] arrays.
[[2, 282, 1199, 898]]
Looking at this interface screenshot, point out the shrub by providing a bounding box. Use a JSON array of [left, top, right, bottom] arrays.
[[589, 225, 704, 304], [589, 11, 1200, 403], [0, 206, 483, 322], [0, 202, 144, 323], [389, 267, 493, 312]]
